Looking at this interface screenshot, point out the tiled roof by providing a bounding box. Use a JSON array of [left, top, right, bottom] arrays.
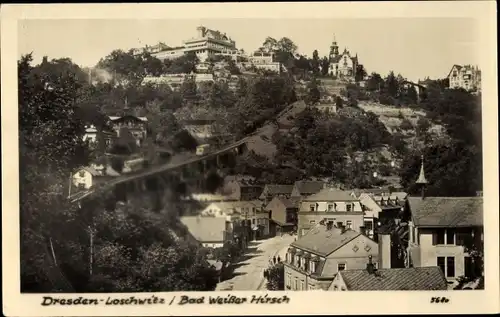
[[265, 184, 294, 195], [303, 188, 358, 202], [290, 226, 360, 256], [180, 216, 227, 243], [294, 181, 325, 195], [408, 197, 483, 227], [338, 267, 448, 291]]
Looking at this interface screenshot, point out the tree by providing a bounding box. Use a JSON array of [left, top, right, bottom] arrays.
[[366, 72, 384, 92], [19, 54, 92, 292], [416, 117, 431, 137], [335, 96, 344, 109], [305, 77, 321, 105], [277, 37, 298, 54], [385, 71, 400, 98], [355, 64, 367, 82], [311, 50, 320, 75], [265, 262, 284, 290], [179, 78, 199, 106], [262, 37, 278, 53], [320, 57, 330, 77]]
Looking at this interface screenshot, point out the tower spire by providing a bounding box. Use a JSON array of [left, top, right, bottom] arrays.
[[416, 155, 428, 199]]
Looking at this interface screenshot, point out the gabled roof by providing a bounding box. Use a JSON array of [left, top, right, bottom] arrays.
[[408, 197, 483, 228], [303, 188, 358, 202], [290, 226, 360, 257], [337, 267, 448, 291], [294, 181, 325, 195], [180, 216, 227, 243], [276, 196, 301, 209], [263, 184, 294, 196]]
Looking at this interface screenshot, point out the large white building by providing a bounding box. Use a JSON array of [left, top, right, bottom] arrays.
[[328, 36, 359, 81], [133, 26, 238, 62], [447, 64, 481, 92]]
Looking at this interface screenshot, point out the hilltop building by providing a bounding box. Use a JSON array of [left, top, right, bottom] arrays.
[[447, 64, 481, 92], [133, 26, 238, 63], [328, 35, 359, 81]]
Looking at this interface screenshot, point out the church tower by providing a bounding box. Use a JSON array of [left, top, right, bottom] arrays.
[[415, 155, 428, 199], [329, 34, 339, 61]]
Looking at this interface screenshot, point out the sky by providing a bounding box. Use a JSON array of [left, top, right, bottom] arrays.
[[18, 18, 479, 82]]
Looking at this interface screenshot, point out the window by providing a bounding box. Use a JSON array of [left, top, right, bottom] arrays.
[[346, 204, 352, 212], [309, 204, 316, 212], [300, 280, 305, 290], [447, 257, 455, 278], [78, 183, 86, 189], [434, 229, 446, 245], [364, 221, 373, 231], [341, 287, 346, 291], [337, 222, 343, 228], [252, 219, 255, 225], [309, 285, 315, 290], [446, 229, 456, 245], [310, 261, 316, 273], [333, 285, 338, 291], [294, 278, 298, 290], [79, 171, 85, 177], [338, 263, 346, 272], [437, 257, 445, 274], [346, 221, 353, 229], [328, 204, 334, 212]]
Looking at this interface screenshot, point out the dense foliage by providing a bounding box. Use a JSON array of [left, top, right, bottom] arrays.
[[19, 54, 219, 292]]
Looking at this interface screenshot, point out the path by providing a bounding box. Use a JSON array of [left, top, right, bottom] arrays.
[[216, 235, 294, 291]]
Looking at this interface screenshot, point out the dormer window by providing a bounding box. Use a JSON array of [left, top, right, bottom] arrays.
[[328, 204, 334, 212], [346, 204, 352, 212], [309, 204, 316, 212]]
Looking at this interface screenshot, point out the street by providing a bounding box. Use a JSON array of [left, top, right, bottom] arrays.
[[216, 234, 295, 291]]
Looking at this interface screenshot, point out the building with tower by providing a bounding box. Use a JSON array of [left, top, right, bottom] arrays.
[[402, 155, 484, 288], [328, 35, 359, 81]]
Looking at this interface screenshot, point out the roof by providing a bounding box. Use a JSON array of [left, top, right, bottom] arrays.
[[109, 115, 148, 122], [290, 226, 360, 257], [276, 196, 301, 209], [294, 181, 325, 195], [337, 267, 448, 291], [408, 197, 483, 227], [264, 184, 294, 195], [303, 188, 358, 202], [76, 166, 100, 176], [180, 216, 227, 243]]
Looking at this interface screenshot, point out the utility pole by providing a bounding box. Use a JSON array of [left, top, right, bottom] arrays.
[[88, 225, 94, 276]]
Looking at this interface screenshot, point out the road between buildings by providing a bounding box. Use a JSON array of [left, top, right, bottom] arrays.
[[216, 235, 295, 291]]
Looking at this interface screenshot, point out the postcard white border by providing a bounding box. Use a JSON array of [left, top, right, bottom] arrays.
[[2, 2, 499, 316]]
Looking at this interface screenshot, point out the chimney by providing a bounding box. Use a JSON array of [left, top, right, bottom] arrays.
[[366, 255, 376, 274], [378, 233, 391, 269]]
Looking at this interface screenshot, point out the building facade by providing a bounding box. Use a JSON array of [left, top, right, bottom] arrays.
[[447, 64, 481, 92], [259, 184, 294, 205], [328, 36, 359, 81], [297, 188, 364, 238], [108, 115, 148, 146], [180, 216, 232, 248], [406, 196, 483, 284], [284, 224, 379, 291], [266, 196, 300, 235]]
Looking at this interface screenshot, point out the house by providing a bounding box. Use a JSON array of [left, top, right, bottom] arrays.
[[329, 264, 448, 291], [180, 216, 232, 248], [108, 115, 148, 146], [82, 125, 115, 149], [180, 118, 218, 140], [297, 188, 364, 238], [283, 224, 378, 290], [406, 196, 483, 284], [223, 178, 264, 201], [266, 196, 300, 235], [328, 36, 359, 81], [290, 180, 326, 198], [447, 64, 481, 92], [71, 165, 120, 191], [313, 103, 337, 114], [358, 192, 407, 239], [200, 200, 268, 238], [259, 184, 294, 204]]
